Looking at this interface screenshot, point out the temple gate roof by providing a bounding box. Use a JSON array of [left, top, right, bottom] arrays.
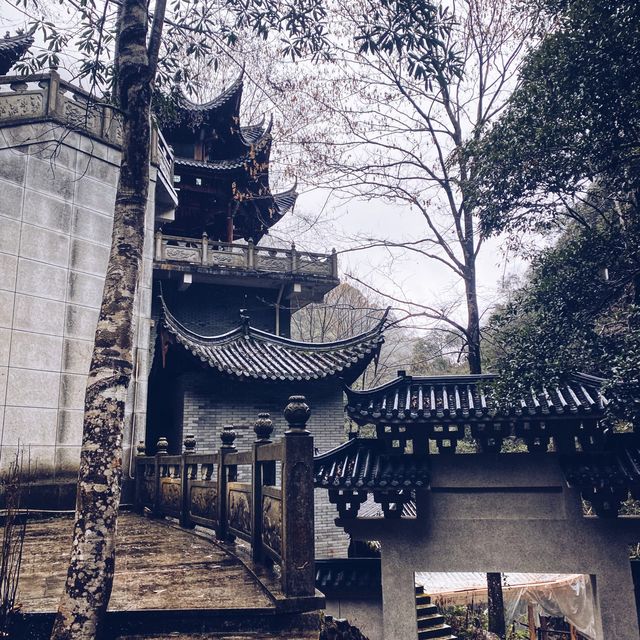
[[345, 371, 607, 425], [314, 371, 640, 518], [314, 437, 430, 490]]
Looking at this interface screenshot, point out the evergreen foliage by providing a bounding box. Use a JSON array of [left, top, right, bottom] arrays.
[[468, 0, 640, 423], [468, 0, 640, 236]]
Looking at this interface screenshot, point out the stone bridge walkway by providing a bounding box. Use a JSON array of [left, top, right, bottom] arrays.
[[17, 513, 320, 639]]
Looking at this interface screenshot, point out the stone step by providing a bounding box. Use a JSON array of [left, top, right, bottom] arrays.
[[417, 613, 445, 628], [416, 593, 432, 606], [417, 624, 456, 640], [416, 603, 438, 616]]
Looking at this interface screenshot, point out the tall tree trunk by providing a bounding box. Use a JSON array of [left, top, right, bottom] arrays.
[[464, 251, 505, 637], [464, 256, 482, 375], [50, 0, 158, 636], [487, 572, 506, 639]]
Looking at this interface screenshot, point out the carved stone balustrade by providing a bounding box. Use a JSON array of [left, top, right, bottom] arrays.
[[0, 70, 177, 206], [154, 231, 338, 280], [134, 396, 317, 599]]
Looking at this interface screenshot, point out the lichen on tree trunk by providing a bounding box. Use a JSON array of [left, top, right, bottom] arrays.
[[50, 0, 164, 636]]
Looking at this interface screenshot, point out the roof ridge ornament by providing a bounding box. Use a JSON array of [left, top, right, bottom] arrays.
[[239, 308, 250, 335]]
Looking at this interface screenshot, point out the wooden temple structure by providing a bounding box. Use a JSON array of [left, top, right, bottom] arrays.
[[147, 71, 386, 558]]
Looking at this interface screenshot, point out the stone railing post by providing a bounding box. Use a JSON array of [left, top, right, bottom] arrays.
[[247, 238, 255, 269], [290, 243, 298, 273], [154, 436, 168, 516], [155, 230, 163, 261], [216, 425, 236, 542], [281, 396, 315, 597], [45, 70, 60, 116], [134, 440, 146, 512], [201, 232, 209, 265], [331, 248, 338, 278], [181, 434, 196, 528], [252, 413, 274, 563]]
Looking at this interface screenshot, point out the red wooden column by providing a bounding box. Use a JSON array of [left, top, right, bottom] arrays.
[[281, 395, 315, 597]]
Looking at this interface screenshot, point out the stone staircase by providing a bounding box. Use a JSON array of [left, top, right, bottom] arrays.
[[415, 585, 456, 640]]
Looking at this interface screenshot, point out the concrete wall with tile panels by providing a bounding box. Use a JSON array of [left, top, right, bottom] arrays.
[[0, 122, 155, 484]]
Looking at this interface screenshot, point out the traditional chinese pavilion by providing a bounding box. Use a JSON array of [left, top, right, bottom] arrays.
[[148, 71, 386, 557]]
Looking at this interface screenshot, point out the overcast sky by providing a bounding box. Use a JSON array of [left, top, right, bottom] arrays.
[[0, 4, 531, 331]]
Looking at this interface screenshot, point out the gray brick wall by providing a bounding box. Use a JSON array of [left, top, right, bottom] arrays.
[[168, 371, 349, 557], [161, 282, 291, 337]]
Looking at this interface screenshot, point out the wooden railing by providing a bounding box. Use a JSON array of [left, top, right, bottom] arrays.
[[154, 231, 338, 279], [134, 396, 316, 598]]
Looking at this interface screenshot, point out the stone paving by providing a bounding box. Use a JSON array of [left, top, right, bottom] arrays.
[[18, 513, 273, 613]]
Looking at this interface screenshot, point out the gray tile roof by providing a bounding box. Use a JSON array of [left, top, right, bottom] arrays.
[[174, 129, 272, 172], [162, 298, 386, 383], [314, 438, 430, 490], [0, 32, 34, 75], [345, 372, 608, 425]]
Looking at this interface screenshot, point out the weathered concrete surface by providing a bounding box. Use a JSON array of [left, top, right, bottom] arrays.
[[0, 121, 155, 484], [342, 454, 640, 640], [18, 513, 273, 613]]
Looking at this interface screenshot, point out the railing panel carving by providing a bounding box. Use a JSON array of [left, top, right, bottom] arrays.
[[188, 482, 218, 524], [159, 478, 182, 516], [227, 483, 252, 541], [155, 232, 338, 279], [0, 90, 43, 119], [262, 487, 282, 559]]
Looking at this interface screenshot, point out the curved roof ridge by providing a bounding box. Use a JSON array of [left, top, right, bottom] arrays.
[[273, 179, 299, 215], [0, 30, 34, 74], [345, 372, 498, 397], [160, 295, 387, 383], [178, 67, 244, 112], [240, 114, 266, 145], [161, 294, 244, 343], [314, 436, 380, 462], [162, 297, 387, 349]]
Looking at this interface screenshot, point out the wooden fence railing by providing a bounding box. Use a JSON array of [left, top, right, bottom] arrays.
[[134, 395, 315, 598]]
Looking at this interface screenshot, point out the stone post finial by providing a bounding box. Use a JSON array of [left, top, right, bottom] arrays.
[[283, 395, 311, 435], [183, 433, 196, 453], [254, 412, 274, 443], [156, 436, 169, 455], [220, 424, 237, 449], [136, 440, 146, 456]]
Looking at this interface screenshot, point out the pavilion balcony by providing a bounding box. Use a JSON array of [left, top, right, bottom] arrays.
[[154, 231, 339, 285]]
